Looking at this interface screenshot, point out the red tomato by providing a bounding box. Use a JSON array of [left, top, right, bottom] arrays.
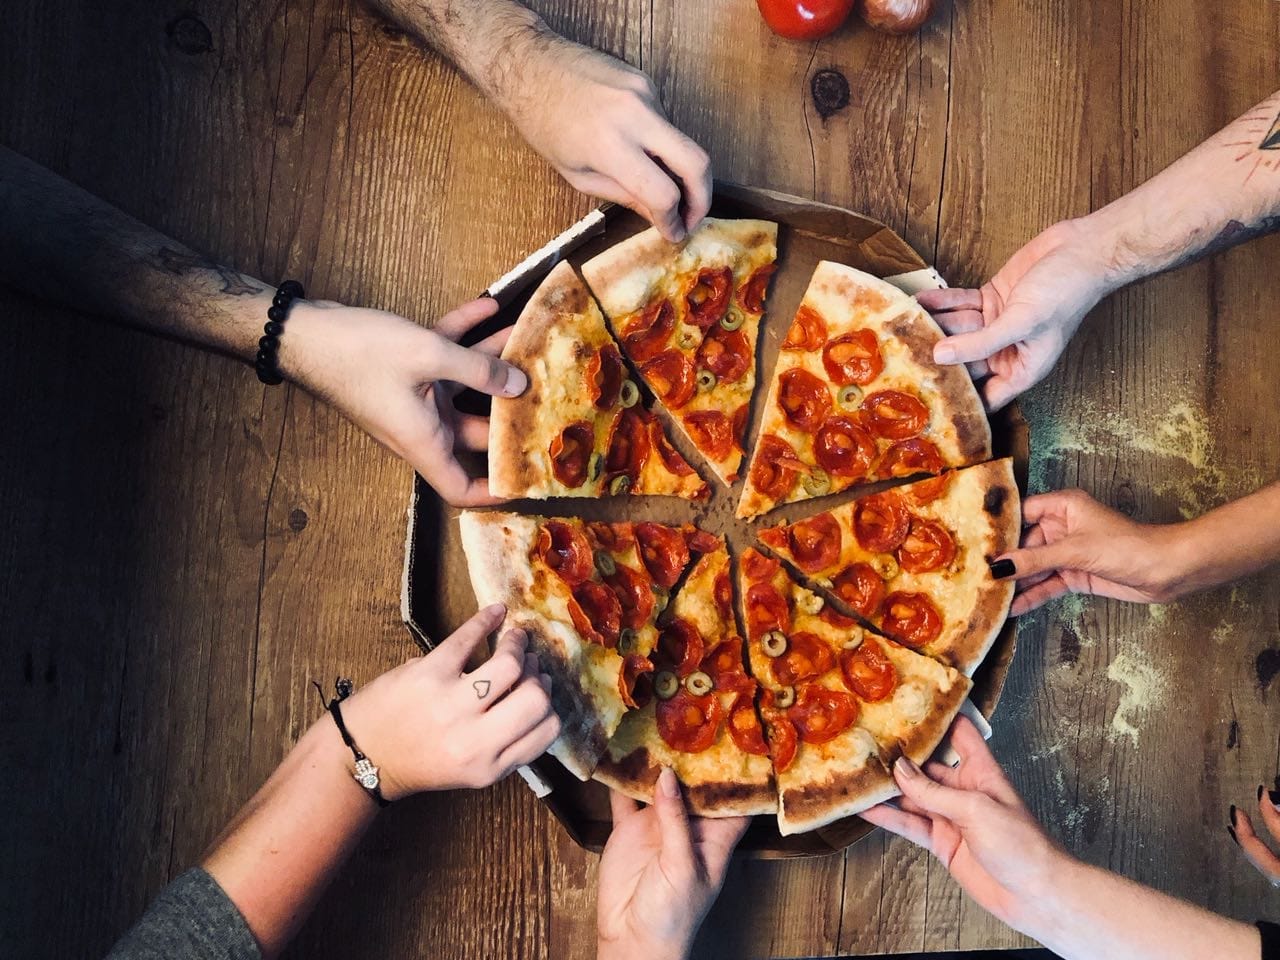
[[757, 0, 855, 40]]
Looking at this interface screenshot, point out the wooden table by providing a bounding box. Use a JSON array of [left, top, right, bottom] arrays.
[[2, 1, 1278, 957]]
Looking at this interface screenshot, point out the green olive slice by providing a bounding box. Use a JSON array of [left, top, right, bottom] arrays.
[[762, 629, 788, 658], [654, 671, 680, 701], [617, 628, 638, 655], [652, 587, 669, 615], [872, 554, 900, 580], [841, 626, 865, 650], [618, 379, 640, 408], [837, 384, 864, 410], [696, 369, 717, 392], [587, 451, 603, 483], [685, 671, 714, 696], [609, 474, 632, 496], [720, 306, 746, 331], [801, 468, 832, 497], [774, 686, 796, 709], [677, 328, 699, 350]]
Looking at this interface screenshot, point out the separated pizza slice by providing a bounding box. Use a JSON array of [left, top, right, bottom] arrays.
[[758, 458, 1020, 675], [489, 260, 707, 500], [737, 261, 991, 518], [581, 218, 778, 485], [593, 540, 776, 816], [738, 548, 971, 835], [459, 511, 709, 779]]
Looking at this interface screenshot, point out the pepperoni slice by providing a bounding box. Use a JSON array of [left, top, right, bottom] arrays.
[[696, 325, 750, 383], [840, 641, 897, 702], [831, 562, 885, 618], [635, 521, 690, 590], [853, 492, 911, 552], [642, 350, 696, 409], [657, 617, 704, 675], [571, 581, 622, 647], [814, 415, 877, 479], [624, 299, 675, 362], [772, 631, 836, 686], [656, 688, 724, 753], [588, 344, 626, 409], [588, 521, 635, 553], [685, 266, 733, 328], [604, 564, 655, 631], [739, 263, 776, 314], [747, 435, 804, 501], [745, 582, 790, 638], [790, 684, 859, 744], [644, 412, 694, 477], [909, 472, 953, 505], [741, 547, 781, 582], [605, 408, 651, 481], [728, 692, 770, 755], [781, 304, 827, 351], [701, 638, 743, 680], [898, 519, 957, 574], [550, 421, 595, 489], [760, 695, 799, 771], [783, 512, 841, 573], [622, 656, 655, 709], [880, 438, 945, 478], [881, 591, 943, 648], [822, 330, 883, 386], [536, 520, 593, 587], [683, 410, 734, 462], [685, 527, 720, 556], [862, 389, 929, 440], [777, 368, 831, 432], [731, 404, 750, 449], [820, 605, 860, 630], [714, 572, 733, 623]]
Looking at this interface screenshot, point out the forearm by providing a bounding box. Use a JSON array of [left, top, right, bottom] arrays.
[[1080, 88, 1280, 290], [1162, 481, 1280, 597], [1016, 856, 1258, 960], [0, 146, 272, 361], [201, 719, 380, 958]]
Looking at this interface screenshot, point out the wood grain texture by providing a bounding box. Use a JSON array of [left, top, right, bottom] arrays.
[[2, 0, 1279, 957]]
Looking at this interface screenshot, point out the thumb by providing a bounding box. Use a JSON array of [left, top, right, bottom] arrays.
[[995, 535, 1096, 582], [933, 302, 1038, 365], [894, 756, 980, 825], [425, 336, 528, 398], [653, 768, 698, 880]]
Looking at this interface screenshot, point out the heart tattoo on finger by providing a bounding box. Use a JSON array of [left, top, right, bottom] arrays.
[[473, 680, 491, 700]]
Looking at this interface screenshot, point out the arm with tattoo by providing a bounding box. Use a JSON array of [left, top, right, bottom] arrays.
[[0, 146, 529, 506], [916, 88, 1280, 410]]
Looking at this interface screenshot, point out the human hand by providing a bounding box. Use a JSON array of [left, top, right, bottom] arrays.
[[281, 296, 526, 507], [919, 219, 1116, 410], [860, 717, 1068, 931], [1230, 785, 1280, 888], [597, 770, 749, 960], [339, 604, 559, 799], [993, 489, 1188, 615], [498, 35, 712, 242]]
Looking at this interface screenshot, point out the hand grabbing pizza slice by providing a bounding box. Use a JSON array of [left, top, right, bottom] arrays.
[[489, 261, 707, 500]]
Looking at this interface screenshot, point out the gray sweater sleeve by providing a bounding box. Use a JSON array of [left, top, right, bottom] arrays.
[[105, 868, 261, 960]]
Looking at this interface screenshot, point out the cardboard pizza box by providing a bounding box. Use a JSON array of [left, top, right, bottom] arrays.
[[401, 182, 1029, 859]]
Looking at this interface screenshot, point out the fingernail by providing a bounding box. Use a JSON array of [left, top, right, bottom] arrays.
[[989, 558, 1016, 579], [504, 366, 528, 397], [658, 767, 680, 798], [1228, 825, 1239, 846], [1259, 785, 1265, 804], [1230, 803, 1238, 827], [895, 756, 920, 779], [1269, 789, 1280, 807], [934, 344, 956, 364]]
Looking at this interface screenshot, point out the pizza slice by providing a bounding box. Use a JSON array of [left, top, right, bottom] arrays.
[[489, 260, 708, 500], [459, 511, 710, 779], [737, 261, 991, 518], [758, 458, 1019, 675], [593, 540, 776, 816], [581, 218, 778, 485], [738, 548, 971, 836]]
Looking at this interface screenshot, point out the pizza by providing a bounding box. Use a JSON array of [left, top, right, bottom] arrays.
[[757, 459, 1019, 675], [489, 260, 708, 501], [737, 261, 990, 519], [738, 548, 971, 836], [593, 541, 776, 816], [581, 218, 778, 486], [459, 511, 714, 779]]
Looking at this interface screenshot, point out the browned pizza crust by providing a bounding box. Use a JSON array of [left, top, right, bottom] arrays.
[[594, 739, 777, 817], [779, 755, 898, 835]]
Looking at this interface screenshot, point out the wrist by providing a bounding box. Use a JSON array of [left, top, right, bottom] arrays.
[[597, 934, 690, 960], [1075, 200, 1157, 292], [1002, 845, 1087, 943]]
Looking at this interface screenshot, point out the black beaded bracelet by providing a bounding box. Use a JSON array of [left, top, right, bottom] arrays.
[[256, 279, 305, 385]]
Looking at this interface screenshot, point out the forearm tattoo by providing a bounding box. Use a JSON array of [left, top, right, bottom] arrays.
[[155, 246, 261, 297]]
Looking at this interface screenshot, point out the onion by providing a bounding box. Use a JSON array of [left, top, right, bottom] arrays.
[[858, 0, 935, 33]]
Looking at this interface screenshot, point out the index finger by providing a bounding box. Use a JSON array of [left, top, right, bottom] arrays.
[[429, 604, 507, 674], [641, 116, 713, 233], [610, 788, 641, 825], [433, 298, 501, 341], [917, 287, 982, 312]]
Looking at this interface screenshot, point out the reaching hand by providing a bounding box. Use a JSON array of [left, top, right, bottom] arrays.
[[282, 297, 526, 507], [860, 717, 1067, 931], [597, 770, 749, 960], [339, 604, 559, 799], [995, 489, 1186, 615], [500, 37, 712, 242], [919, 219, 1114, 410], [1230, 786, 1280, 888]]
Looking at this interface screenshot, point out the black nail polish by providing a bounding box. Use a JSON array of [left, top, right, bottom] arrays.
[[1230, 804, 1238, 826], [1260, 785, 1265, 803], [1269, 789, 1280, 806], [989, 558, 1016, 579], [1228, 826, 1239, 846]]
